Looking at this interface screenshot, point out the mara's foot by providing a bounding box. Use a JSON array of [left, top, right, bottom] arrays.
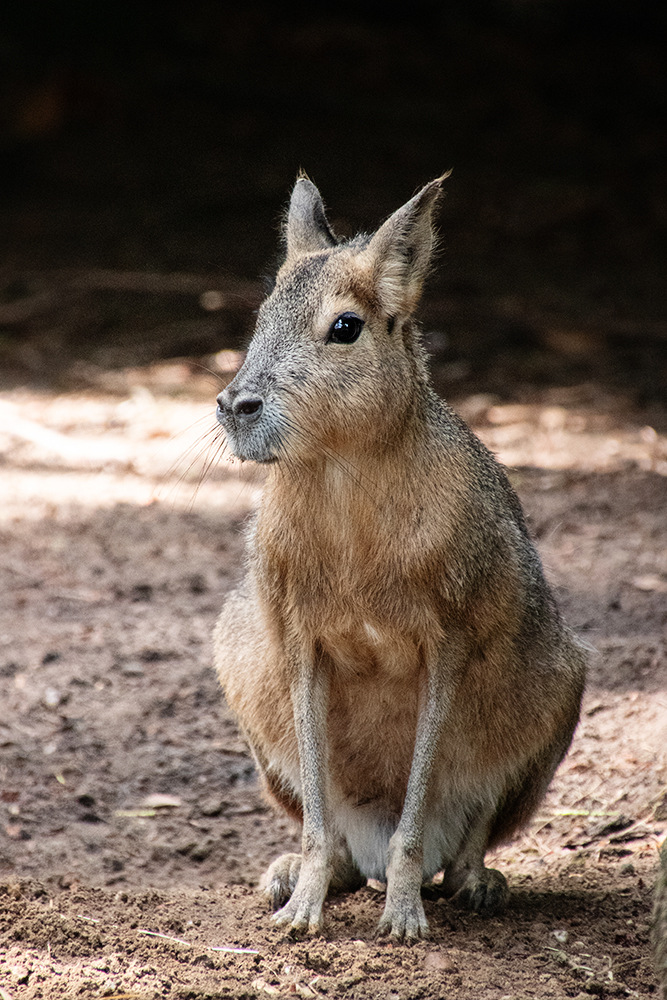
[[377, 836, 430, 943], [269, 854, 329, 936], [453, 867, 509, 916], [376, 892, 430, 943], [262, 847, 365, 933], [262, 852, 302, 911], [272, 881, 326, 936]]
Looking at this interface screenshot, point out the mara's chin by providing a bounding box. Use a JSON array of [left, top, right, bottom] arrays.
[[226, 434, 279, 465]]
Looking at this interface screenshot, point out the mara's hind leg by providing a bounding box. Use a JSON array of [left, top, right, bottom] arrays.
[[439, 803, 510, 916], [441, 744, 570, 915], [264, 836, 365, 912]]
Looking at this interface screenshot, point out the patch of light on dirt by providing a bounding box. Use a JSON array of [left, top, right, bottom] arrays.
[[0, 468, 262, 521], [0, 388, 265, 521], [463, 402, 667, 476]]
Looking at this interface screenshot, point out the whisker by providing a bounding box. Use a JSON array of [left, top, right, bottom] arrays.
[[274, 438, 309, 503], [196, 433, 229, 490], [277, 386, 388, 499], [186, 359, 242, 387], [165, 424, 220, 481], [155, 424, 223, 504], [185, 435, 230, 511], [146, 415, 221, 494], [144, 412, 217, 477]]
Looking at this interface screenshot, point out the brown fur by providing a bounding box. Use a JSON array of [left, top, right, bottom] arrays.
[[213, 175, 586, 940]]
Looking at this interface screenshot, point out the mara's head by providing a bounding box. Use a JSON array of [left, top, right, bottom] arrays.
[[216, 173, 450, 465]]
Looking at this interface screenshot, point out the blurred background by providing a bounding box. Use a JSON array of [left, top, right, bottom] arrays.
[[1, 0, 666, 401]]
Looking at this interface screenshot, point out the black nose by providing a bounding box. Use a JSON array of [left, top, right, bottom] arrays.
[[233, 395, 263, 418], [216, 390, 264, 423]]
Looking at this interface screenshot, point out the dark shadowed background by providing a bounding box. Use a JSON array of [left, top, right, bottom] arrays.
[[1, 0, 666, 400]]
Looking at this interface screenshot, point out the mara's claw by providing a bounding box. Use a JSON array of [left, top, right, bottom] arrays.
[[271, 887, 324, 936], [266, 854, 330, 936], [376, 894, 430, 943]]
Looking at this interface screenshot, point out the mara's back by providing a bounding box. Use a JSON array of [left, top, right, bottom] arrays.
[[213, 175, 586, 940]]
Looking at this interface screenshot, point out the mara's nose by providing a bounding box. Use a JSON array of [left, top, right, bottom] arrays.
[[217, 389, 264, 422]]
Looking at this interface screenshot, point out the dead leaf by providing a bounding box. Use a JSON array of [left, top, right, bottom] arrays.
[[140, 793, 182, 809], [609, 823, 654, 843], [114, 809, 157, 818], [589, 814, 633, 838], [631, 574, 667, 593]]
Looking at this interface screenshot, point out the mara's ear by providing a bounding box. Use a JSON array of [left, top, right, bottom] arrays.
[[366, 172, 451, 314], [284, 175, 337, 258]]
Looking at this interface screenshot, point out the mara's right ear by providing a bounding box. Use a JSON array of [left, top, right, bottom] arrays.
[[366, 172, 451, 315], [284, 176, 337, 258]]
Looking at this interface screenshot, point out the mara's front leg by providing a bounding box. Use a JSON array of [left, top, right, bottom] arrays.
[[378, 641, 461, 942], [272, 656, 334, 935]]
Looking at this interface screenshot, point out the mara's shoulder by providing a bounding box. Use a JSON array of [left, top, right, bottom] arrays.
[[424, 392, 529, 532]]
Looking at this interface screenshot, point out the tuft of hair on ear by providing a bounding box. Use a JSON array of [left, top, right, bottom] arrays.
[[283, 173, 338, 259], [366, 171, 451, 316]]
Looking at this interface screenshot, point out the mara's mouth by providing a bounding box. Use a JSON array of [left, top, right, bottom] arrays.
[[223, 427, 280, 466], [216, 403, 288, 465]]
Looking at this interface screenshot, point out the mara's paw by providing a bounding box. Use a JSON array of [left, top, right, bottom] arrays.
[[376, 894, 430, 943], [455, 867, 509, 916], [262, 852, 302, 911], [272, 890, 324, 937], [271, 867, 330, 936]]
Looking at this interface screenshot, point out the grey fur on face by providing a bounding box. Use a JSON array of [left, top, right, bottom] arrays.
[[217, 244, 418, 465]]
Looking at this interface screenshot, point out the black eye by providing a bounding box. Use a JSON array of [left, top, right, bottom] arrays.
[[327, 312, 364, 344]]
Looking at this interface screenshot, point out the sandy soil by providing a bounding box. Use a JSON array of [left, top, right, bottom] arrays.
[[1, 354, 666, 999]]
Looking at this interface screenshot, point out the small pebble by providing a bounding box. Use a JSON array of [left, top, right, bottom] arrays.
[[121, 661, 145, 676], [43, 687, 62, 708], [199, 796, 225, 817], [424, 951, 457, 971]]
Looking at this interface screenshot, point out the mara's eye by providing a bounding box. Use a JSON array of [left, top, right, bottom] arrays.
[[327, 312, 364, 345]]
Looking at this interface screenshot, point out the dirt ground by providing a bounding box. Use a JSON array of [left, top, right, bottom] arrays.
[[0, 335, 666, 1000]]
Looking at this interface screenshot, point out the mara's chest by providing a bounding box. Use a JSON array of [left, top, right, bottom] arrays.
[[318, 615, 427, 684], [254, 537, 446, 661]]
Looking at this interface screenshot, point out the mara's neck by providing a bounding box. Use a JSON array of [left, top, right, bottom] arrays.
[[262, 390, 441, 516]]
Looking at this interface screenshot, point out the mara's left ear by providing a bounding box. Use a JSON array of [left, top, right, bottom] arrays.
[[366, 172, 451, 315], [284, 175, 338, 258]]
